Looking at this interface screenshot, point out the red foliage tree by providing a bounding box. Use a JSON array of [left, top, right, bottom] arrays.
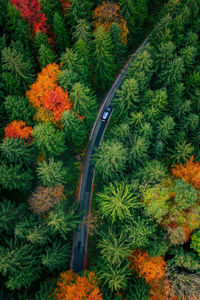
[[26, 63, 73, 124], [4, 120, 33, 142], [10, 0, 48, 35], [60, 0, 71, 13], [53, 270, 103, 300]]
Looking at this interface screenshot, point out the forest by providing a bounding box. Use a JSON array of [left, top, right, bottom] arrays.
[[0, 0, 200, 299]]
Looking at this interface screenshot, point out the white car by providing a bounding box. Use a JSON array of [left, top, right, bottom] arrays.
[[101, 106, 112, 122]]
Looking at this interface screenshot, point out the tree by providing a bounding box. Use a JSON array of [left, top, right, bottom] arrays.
[[152, 41, 176, 72], [97, 230, 130, 265], [93, 1, 129, 45], [168, 226, 190, 246], [128, 50, 153, 77], [70, 82, 97, 127], [53, 270, 103, 300], [170, 139, 194, 164], [168, 247, 200, 272], [180, 45, 197, 70], [135, 160, 167, 185], [0, 238, 41, 290], [72, 19, 92, 42], [129, 135, 149, 167], [158, 56, 185, 87], [58, 69, 79, 91], [1, 47, 34, 87], [4, 95, 35, 125], [28, 185, 66, 215], [33, 123, 65, 157], [172, 156, 200, 189], [93, 140, 128, 181], [65, 0, 91, 30], [173, 179, 198, 210], [61, 110, 87, 148], [36, 158, 66, 186], [113, 78, 139, 117], [74, 39, 91, 83], [4, 120, 33, 142], [38, 44, 56, 68], [39, 0, 62, 24], [109, 22, 127, 67], [0, 138, 35, 166], [0, 162, 33, 191], [46, 201, 80, 239], [53, 12, 69, 54], [157, 115, 175, 142], [92, 26, 116, 90], [41, 241, 70, 271], [97, 181, 140, 223], [129, 249, 166, 286], [0, 199, 25, 234], [191, 230, 200, 257]]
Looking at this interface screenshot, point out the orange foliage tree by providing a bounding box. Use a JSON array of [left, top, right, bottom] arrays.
[[53, 270, 103, 300], [4, 120, 33, 142], [60, 0, 71, 13], [26, 63, 73, 124], [93, 1, 129, 45], [172, 156, 200, 189]]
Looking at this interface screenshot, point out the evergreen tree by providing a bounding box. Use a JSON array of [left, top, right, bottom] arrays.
[[38, 44, 56, 68], [39, 0, 62, 23], [92, 26, 116, 90], [65, 0, 91, 31], [46, 201, 80, 239], [152, 41, 176, 72], [60, 48, 85, 80], [1, 47, 34, 87], [97, 181, 140, 223], [180, 45, 197, 70], [33, 123, 65, 158], [171, 139, 194, 164], [109, 22, 127, 67], [41, 241, 70, 271], [58, 69, 79, 91], [4, 95, 35, 124], [0, 238, 41, 290], [0, 138, 35, 166], [0, 162, 33, 191], [53, 12, 69, 54], [129, 135, 149, 167], [157, 115, 175, 141], [128, 49, 153, 77], [74, 38, 91, 83], [36, 158, 67, 186], [70, 82, 97, 127], [61, 110, 88, 148], [72, 19, 92, 42], [93, 140, 128, 181], [113, 78, 139, 117]]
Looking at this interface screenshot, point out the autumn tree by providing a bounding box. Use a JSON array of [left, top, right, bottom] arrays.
[[53, 270, 103, 299], [92, 26, 116, 90], [4, 120, 33, 142], [93, 1, 129, 45], [33, 123, 65, 157], [28, 185, 66, 215]]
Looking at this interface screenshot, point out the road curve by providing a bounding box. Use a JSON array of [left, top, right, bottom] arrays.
[[70, 36, 149, 272]]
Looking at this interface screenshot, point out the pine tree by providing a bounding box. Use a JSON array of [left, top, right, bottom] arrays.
[[41, 241, 70, 271], [97, 181, 140, 223], [129, 135, 149, 167], [109, 22, 127, 67], [0, 138, 35, 166], [61, 110, 88, 148], [92, 26, 116, 90], [72, 19, 92, 42], [60, 48, 85, 80], [152, 41, 176, 72], [1, 47, 34, 87], [39, 0, 62, 23], [157, 115, 175, 141], [65, 0, 91, 31], [53, 12, 69, 54], [38, 44, 56, 68], [33, 123, 65, 158], [113, 78, 139, 117], [36, 158, 67, 186], [128, 49, 153, 77], [4, 95, 35, 125], [70, 82, 97, 127], [58, 69, 79, 91], [0, 162, 33, 191], [93, 140, 128, 181], [74, 38, 91, 83]]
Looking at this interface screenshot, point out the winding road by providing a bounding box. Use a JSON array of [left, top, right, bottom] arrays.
[[70, 37, 149, 272]]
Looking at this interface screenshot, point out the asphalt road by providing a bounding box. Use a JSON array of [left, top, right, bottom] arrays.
[[70, 37, 149, 272]]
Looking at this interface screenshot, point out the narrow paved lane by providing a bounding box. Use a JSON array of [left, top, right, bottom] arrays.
[[70, 37, 149, 272]]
